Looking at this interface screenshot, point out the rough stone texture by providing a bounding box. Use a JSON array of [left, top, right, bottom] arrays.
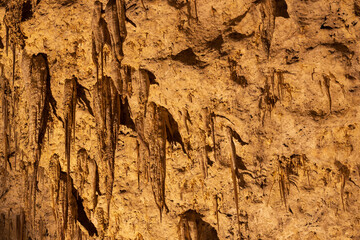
[[1, 0, 360, 239]]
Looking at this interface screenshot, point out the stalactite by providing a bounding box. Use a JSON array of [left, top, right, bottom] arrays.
[[93, 76, 121, 223], [132, 68, 151, 186], [21, 50, 62, 233], [111, 59, 123, 96], [136, 139, 141, 188], [194, 0, 199, 22], [76, 149, 87, 196], [0, 213, 5, 236], [60, 172, 71, 240], [160, 106, 187, 155], [76, 225, 82, 240], [259, 69, 293, 123], [12, 44, 16, 88], [144, 102, 169, 221], [137, 124, 150, 184], [214, 194, 220, 232], [137, 101, 187, 220], [105, 0, 127, 63], [63, 76, 94, 235], [6, 25, 9, 56], [228, 58, 248, 88], [123, 65, 133, 97], [16, 213, 21, 239], [7, 209, 12, 239], [260, 0, 276, 57], [89, 154, 100, 211], [63, 76, 77, 235], [68, 189, 78, 240], [95, 207, 105, 238], [112, 64, 135, 100], [11, 46, 17, 168], [267, 155, 300, 211], [182, 107, 192, 155], [226, 126, 240, 237], [53, 165, 98, 238], [116, 0, 127, 39], [259, 72, 278, 125], [14, 124, 18, 170], [200, 107, 211, 178], [135, 232, 145, 240], [91, 1, 111, 82], [154, 104, 167, 221], [49, 154, 61, 238], [200, 129, 208, 179], [137, 68, 151, 109], [210, 112, 217, 163], [21, 208, 26, 240], [201, 107, 211, 136], [186, 0, 199, 24], [335, 160, 350, 211], [23, 162, 31, 232], [39, 218, 44, 240], [182, 108, 191, 135], [323, 74, 332, 113], [225, 127, 252, 238], [1, 64, 11, 170], [136, 125, 149, 184], [276, 71, 284, 102], [3, 0, 27, 49], [76, 83, 94, 117]]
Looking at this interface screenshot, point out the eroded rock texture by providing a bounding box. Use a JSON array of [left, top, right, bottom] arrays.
[[1, 0, 360, 239]]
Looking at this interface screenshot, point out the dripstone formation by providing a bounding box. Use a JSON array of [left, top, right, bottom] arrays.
[[1, 0, 360, 239]]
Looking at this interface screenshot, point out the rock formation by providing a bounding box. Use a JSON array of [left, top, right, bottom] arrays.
[[1, 0, 360, 239]]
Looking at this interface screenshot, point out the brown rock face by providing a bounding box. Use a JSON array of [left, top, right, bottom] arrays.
[[1, 0, 360, 239]]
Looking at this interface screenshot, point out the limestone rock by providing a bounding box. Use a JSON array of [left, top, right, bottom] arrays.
[[1, 0, 360, 239]]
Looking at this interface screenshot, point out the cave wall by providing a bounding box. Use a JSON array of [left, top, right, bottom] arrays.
[[1, 0, 360, 239]]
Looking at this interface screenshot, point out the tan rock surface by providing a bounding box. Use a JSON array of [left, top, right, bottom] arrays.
[[1, 0, 360, 239]]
